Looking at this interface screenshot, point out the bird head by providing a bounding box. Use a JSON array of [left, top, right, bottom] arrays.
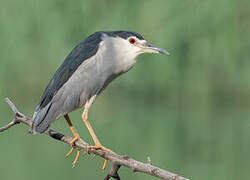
[[101, 31, 169, 59]]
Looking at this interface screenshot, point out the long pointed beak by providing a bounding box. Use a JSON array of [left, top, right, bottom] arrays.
[[142, 42, 170, 55]]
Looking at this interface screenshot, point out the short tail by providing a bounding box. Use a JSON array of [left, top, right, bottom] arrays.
[[30, 103, 53, 134]]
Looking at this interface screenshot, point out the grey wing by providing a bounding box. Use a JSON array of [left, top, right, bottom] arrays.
[[32, 81, 82, 133], [31, 32, 103, 133]]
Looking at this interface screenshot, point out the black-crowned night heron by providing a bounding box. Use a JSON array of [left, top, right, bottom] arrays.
[[31, 31, 169, 168]]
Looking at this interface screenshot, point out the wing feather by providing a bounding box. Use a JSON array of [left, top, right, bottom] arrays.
[[38, 32, 102, 110]]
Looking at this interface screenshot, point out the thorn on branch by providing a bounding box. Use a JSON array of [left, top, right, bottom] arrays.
[[147, 156, 152, 165]]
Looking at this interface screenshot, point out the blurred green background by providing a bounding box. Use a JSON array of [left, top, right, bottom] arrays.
[[0, 0, 250, 179]]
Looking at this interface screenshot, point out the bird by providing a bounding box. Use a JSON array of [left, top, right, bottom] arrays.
[[31, 30, 169, 168]]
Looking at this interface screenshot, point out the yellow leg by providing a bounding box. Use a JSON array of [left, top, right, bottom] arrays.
[[64, 114, 83, 167], [82, 108, 113, 170]]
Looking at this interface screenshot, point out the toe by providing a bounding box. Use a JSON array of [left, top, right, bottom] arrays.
[[65, 147, 74, 158], [102, 159, 108, 170], [72, 149, 80, 168]]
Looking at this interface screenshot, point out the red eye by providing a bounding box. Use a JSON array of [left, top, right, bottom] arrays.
[[129, 38, 136, 44]]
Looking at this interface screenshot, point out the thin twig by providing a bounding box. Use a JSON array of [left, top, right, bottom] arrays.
[[1, 98, 189, 180]]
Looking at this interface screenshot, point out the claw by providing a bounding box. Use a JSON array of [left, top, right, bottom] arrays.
[[65, 147, 74, 158], [72, 149, 80, 168], [102, 159, 108, 170], [65, 137, 83, 167], [87, 144, 113, 170]]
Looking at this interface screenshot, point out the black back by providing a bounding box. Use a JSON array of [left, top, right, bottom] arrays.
[[37, 31, 144, 109], [38, 32, 102, 109]]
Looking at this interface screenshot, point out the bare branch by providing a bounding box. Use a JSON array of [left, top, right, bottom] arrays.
[[104, 164, 121, 180], [0, 120, 18, 132], [1, 98, 189, 180]]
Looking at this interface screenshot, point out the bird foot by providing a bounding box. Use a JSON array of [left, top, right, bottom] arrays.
[[65, 137, 84, 167], [88, 144, 113, 170]]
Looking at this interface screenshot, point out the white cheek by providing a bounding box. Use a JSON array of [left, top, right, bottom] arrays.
[[103, 36, 140, 60], [139, 40, 146, 44]]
